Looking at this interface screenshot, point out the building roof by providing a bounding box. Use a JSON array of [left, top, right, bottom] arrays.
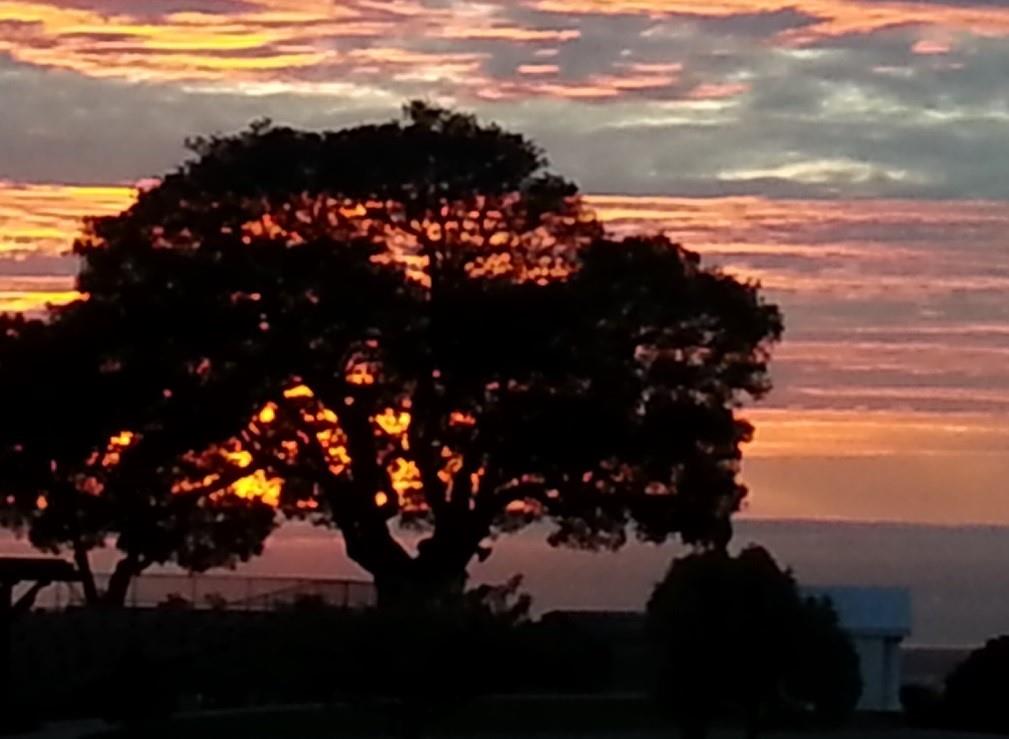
[[804, 586, 912, 638]]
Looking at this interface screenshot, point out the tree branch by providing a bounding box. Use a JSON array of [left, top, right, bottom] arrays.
[[407, 219, 453, 517]]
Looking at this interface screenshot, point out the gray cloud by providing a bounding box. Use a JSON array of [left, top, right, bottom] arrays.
[[6, 2, 1009, 199], [0, 58, 399, 184]]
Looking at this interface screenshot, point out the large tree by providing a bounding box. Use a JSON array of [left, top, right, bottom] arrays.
[[2, 103, 782, 605]]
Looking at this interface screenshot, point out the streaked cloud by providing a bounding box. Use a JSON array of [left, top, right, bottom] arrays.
[[6, 1, 1009, 201], [0, 0, 585, 92], [0, 181, 135, 257], [718, 158, 929, 187], [0, 182, 132, 312], [746, 408, 1009, 459], [527, 0, 1009, 43]]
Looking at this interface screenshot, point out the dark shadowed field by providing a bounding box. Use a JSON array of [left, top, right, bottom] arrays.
[[70, 702, 1005, 739]]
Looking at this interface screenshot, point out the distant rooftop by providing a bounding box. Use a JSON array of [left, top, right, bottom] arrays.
[[804, 586, 912, 638]]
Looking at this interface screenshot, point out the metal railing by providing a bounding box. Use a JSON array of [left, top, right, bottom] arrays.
[[37, 572, 376, 611]]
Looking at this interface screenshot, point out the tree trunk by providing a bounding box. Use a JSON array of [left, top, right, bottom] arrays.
[[336, 507, 477, 611], [72, 543, 100, 606], [374, 561, 467, 611], [102, 557, 140, 607]]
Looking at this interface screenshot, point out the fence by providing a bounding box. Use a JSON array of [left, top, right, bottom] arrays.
[[38, 572, 376, 611]]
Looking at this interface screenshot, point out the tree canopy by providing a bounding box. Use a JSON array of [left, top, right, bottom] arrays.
[[0, 102, 782, 604]]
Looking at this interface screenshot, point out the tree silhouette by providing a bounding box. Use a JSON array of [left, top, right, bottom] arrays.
[[647, 546, 860, 739], [789, 593, 863, 724], [1, 103, 781, 605], [944, 635, 1009, 733], [0, 309, 276, 605]]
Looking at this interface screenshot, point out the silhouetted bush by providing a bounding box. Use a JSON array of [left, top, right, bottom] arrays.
[[158, 593, 192, 610], [647, 546, 861, 738], [517, 615, 614, 693], [335, 585, 528, 738], [944, 635, 1009, 734]]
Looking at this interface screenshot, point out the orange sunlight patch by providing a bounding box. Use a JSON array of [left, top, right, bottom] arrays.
[[224, 469, 282, 507]]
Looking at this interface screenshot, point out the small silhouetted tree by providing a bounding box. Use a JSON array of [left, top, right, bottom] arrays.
[[0, 310, 276, 606], [647, 546, 860, 738], [2, 102, 782, 607], [944, 635, 1009, 733]]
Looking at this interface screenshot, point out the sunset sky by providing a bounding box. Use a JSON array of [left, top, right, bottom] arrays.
[[1, 0, 1007, 533]]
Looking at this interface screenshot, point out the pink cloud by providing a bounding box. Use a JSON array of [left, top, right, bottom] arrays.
[[912, 38, 953, 55], [517, 63, 560, 75], [686, 81, 749, 100]]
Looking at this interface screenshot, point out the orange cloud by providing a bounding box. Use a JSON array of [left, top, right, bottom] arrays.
[[0, 1, 380, 83], [0, 0, 583, 89], [746, 408, 1009, 459], [738, 406, 1009, 525], [686, 81, 749, 100], [0, 287, 78, 313], [0, 0, 1003, 106], [517, 64, 561, 75], [0, 181, 136, 256], [0, 182, 135, 312], [477, 70, 680, 100]]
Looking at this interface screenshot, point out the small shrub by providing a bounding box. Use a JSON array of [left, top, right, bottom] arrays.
[[158, 594, 191, 610]]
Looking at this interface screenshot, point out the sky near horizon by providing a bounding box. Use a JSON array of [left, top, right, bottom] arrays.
[[1, 0, 1008, 527]]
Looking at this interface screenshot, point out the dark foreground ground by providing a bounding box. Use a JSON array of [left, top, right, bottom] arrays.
[[83, 716, 1009, 739], [45, 701, 997, 739], [8, 699, 1006, 739]]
